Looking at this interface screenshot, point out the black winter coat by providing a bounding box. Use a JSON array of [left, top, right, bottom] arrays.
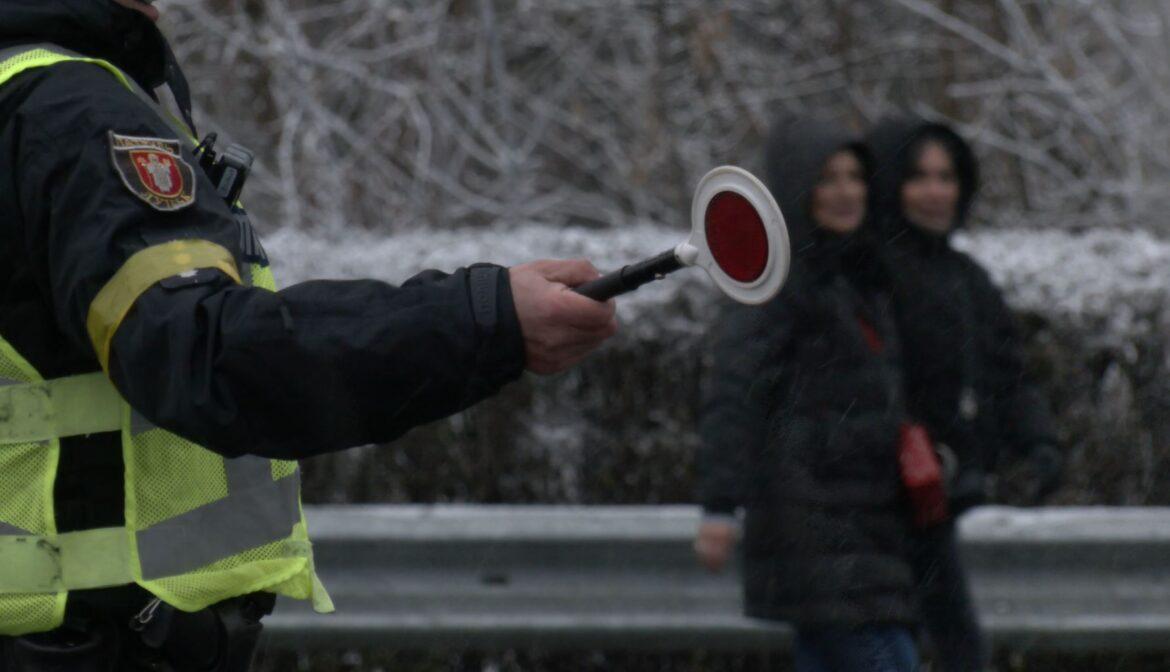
[[698, 119, 917, 627], [0, 2, 525, 535], [866, 119, 1059, 510]]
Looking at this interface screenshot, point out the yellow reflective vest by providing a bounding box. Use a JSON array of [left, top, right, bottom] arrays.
[[0, 44, 332, 636]]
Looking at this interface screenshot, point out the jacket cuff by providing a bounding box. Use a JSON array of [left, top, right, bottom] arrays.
[[463, 264, 526, 401]]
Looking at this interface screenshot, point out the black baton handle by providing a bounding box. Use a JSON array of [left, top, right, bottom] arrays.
[[573, 249, 683, 301]]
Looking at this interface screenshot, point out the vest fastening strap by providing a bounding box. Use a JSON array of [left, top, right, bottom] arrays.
[[0, 373, 123, 443], [0, 373, 159, 441], [0, 527, 133, 592]]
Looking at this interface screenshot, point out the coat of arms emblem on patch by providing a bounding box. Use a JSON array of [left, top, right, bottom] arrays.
[[108, 132, 197, 211]]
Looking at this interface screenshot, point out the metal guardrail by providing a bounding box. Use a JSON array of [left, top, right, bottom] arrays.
[[264, 506, 1170, 652]]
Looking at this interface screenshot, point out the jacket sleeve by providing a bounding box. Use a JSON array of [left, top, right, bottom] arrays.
[[697, 297, 791, 514], [970, 260, 1059, 456], [14, 62, 526, 460]]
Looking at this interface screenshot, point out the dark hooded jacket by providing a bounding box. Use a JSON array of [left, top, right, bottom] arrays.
[[0, 1, 525, 536], [698, 118, 916, 626], [866, 118, 1059, 510]]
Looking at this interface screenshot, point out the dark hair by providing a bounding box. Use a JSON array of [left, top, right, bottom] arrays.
[[834, 143, 875, 189], [905, 128, 968, 186], [898, 124, 979, 226], [846, 142, 875, 179]]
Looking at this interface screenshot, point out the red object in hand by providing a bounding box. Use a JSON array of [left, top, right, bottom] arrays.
[[898, 423, 950, 528], [705, 191, 769, 283]]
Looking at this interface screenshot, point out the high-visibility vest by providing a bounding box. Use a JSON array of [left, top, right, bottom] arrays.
[[0, 44, 333, 636]]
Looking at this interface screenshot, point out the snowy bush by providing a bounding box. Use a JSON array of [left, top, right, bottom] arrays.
[[262, 225, 1170, 506]]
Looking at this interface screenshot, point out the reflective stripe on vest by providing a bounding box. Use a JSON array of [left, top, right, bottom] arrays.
[[0, 527, 133, 593], [0, 373, 123, 442], [136, 458, 304, 579], [0, 521, 26, 536], [0, 45, 332, 634]]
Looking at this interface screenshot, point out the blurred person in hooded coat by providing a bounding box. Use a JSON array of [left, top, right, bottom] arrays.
[[695, 118, 920, 672], [866, 118, 1064, 672]]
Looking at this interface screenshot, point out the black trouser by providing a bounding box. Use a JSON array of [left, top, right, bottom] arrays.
[[0, 588, 275, 672], [909, 521, 987, 672]]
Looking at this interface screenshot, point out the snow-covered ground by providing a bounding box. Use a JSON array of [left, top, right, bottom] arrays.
[[266, 224, 1170, 343]]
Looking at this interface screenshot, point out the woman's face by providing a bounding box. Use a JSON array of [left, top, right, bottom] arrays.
[[900, 140, 961, 234], [810, 150, 867, 235]]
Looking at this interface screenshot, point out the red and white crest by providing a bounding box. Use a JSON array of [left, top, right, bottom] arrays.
[[131, 150, 182, 198], [109, 132, 196, 211]]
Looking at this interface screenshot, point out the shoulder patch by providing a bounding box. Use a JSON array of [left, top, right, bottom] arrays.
[[108, 132, 196, 212]]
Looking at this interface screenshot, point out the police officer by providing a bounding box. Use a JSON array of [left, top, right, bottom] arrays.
[[0, 0, 617, 669]]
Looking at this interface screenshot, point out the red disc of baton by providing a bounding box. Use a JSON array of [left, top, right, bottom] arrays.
[[704, 191, 769, 283], [684, 166, 789, 305]]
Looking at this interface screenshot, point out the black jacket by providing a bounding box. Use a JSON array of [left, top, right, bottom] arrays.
[[866, 118, 1059, 510], [698, 119, 916, 626], [0, 1, 526, 534]]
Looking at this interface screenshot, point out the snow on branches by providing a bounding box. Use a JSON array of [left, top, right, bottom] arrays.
[[158, 1, 1170, 236]]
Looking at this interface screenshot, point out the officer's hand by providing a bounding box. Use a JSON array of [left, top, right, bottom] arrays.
[[694, 520, 738, 573], [509, 260, 618, 375]]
